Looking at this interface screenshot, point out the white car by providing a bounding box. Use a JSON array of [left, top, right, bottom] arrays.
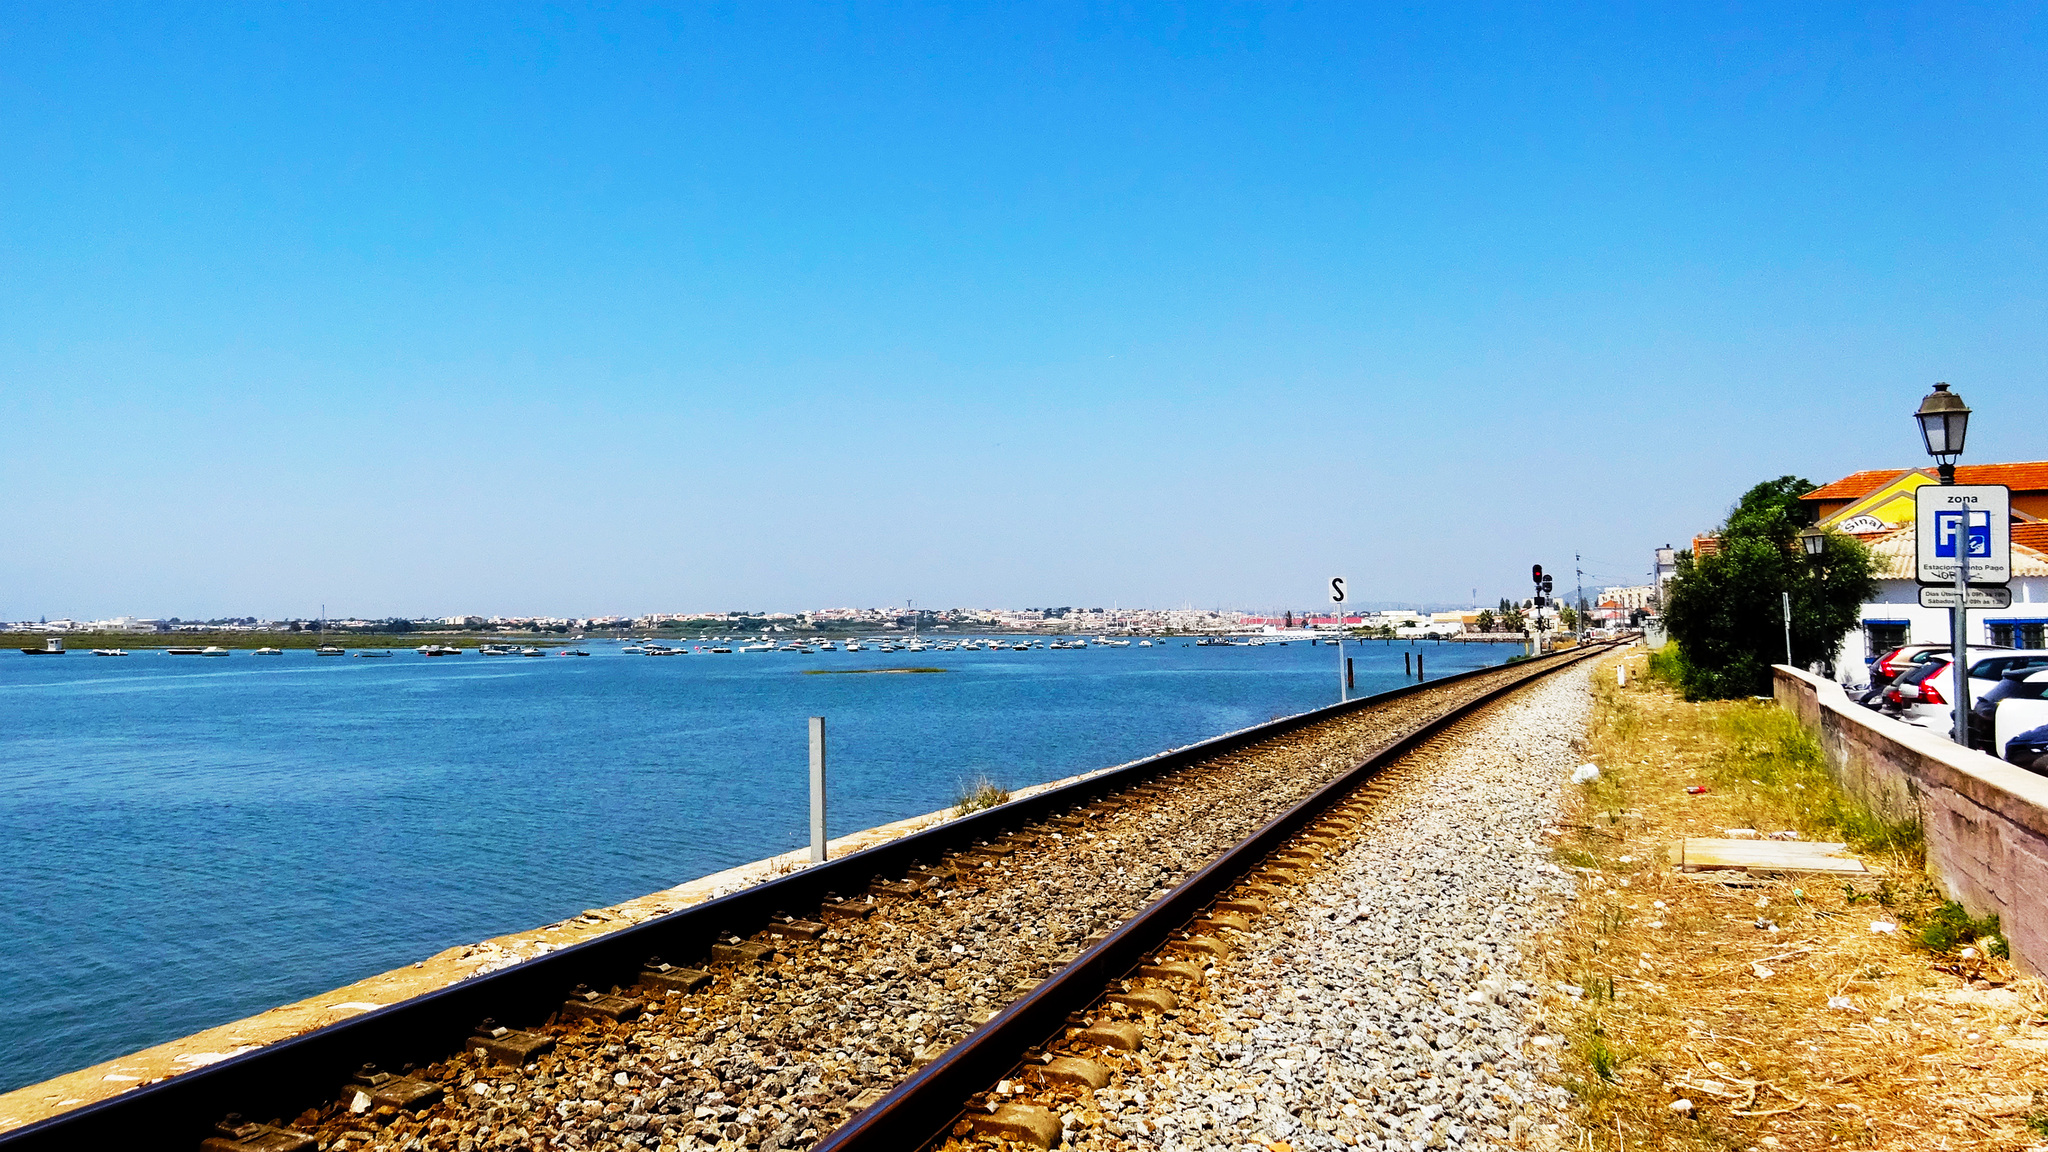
[[1888, 651, 2048, 737], [1987, 667, 2048, 760]]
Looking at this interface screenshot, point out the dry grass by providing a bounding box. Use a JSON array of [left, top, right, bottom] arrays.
[[954, 773, 1013, 816], [1533, 648, 2048, 1152]]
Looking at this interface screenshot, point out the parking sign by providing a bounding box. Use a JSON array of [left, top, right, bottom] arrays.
[[1916, 485, 2010, 585]]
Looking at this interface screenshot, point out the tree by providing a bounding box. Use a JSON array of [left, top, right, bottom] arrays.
[[1662, 476, 1879, 700], [1558, 606, 1579, 632], [1500, 606, 1527, 633], [1475, 609, 1496, 634]]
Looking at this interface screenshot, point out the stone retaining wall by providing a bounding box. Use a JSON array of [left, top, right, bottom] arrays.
[[1774, 665, 2048, 976]]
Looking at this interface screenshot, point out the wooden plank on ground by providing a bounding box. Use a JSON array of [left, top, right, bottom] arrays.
[[1666, 838, 1867, 873]]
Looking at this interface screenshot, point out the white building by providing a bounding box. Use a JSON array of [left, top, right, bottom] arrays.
[[1832, 528, 2048, 686]]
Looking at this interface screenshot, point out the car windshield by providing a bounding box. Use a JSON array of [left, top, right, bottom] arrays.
[[1970, 655, 2048, 679]]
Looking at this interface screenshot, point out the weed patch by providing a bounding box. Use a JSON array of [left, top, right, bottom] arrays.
[[952, 773, 1011, 816]]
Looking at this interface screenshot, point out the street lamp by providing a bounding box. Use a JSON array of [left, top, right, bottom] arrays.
[[1798, 526, 1827, 558], [1915, 381, 1979, 748], [1915, 381, 1971, 484]]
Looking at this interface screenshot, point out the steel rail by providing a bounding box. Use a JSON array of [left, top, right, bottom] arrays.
[[813, 641, 1615, 1152], [0, 644, 1588, 1150]]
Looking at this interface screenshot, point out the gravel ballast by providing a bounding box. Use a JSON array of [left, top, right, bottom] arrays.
[[285, 659, 1577, 1152], [1011, 663, 1594, 1152]]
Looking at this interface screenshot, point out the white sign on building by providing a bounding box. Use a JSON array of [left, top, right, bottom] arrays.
[[1915, 484, 2011, 586]]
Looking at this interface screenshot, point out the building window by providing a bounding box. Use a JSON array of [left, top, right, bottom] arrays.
[[1987, 621, 2048, 649], [1864, 621, 1910, 655]]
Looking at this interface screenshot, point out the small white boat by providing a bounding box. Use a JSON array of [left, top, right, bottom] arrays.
[[844, 642, 864, 652], [352, 649, 395, 658], [92, 648, 129, 656], [199, 646, 230, 656], [621, 645, 647, 654], [416, 644, 462, 656], [740, 644, 774, 653], [710, 646, 733, 654], [254, 647, 283, 655], [315, 645, 346, 656], [519, 647, 545, 657], [1139, 639, 1153, 646]]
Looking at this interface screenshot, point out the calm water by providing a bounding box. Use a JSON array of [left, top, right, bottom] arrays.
[[0, 636, 1513, 1091]]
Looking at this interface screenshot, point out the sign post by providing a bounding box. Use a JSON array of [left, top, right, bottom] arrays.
[[1782, 591, 1793, 668], [808, 717, 828, 863], [1916, 485, 2011, 746], [1329, 576, 1348, 703]]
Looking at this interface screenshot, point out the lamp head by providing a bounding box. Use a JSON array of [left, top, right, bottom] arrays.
[[1915, 382, 1970, 472]]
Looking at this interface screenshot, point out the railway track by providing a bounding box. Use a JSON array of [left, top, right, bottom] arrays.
[[0, 645, 1606, 1152], [817, 642, 1612, 1152]]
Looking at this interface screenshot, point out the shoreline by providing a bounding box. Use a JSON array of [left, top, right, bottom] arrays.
[[0, 736, 1222, 1132]]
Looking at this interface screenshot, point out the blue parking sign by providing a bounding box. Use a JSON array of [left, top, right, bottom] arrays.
[[1915, 484, 2011, 585], [1933, 508, 1992, 559]]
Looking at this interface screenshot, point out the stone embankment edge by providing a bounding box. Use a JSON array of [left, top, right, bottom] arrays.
[[0, 743, 1208, 1132], [1774, 664, 2048, 976]]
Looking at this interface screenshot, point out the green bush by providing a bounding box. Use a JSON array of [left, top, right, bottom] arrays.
[[1914, 900, 2009, 958], [1662, 476, 1879, 699], [1646, 644, 1687, 688]]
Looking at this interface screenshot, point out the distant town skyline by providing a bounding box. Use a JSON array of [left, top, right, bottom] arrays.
[[5, 6, 2041, 621]]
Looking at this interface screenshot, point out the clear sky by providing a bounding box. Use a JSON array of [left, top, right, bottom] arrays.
[[4, 3, 2043, 619]]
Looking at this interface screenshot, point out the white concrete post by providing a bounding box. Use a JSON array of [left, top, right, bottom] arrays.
[[808, 716, 827, 863]]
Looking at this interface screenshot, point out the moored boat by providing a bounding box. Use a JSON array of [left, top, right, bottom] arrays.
[[254, 647, 283, 655], [167, 646, 205, 655], [199, 646, 230, 656], [20, 637, 65, 655], [91, 648, 128, 656], [352, 649, 395, 658], [314, 645, 346, 656]]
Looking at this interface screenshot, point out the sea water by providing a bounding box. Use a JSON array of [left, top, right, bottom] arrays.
[[0, 637, 1515, 1091]]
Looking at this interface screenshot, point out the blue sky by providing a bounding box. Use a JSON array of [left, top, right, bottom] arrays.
[[4, 3, 2043, 618]]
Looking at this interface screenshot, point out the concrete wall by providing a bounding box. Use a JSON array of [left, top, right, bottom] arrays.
[[1775, 665, 2048, 975]]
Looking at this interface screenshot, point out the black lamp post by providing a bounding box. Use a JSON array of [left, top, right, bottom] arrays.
[[1915, 381, 1971, 484], [1798, 526, 1827, 559], [1916, 381, 1977, 747]]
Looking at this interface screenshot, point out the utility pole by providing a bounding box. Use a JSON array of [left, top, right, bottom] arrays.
[[1575, 555, 1585, 636]]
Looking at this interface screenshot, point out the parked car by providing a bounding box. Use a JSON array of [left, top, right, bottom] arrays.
[[2005, 722, 2048, 775], [1889, 651, 2048, 735], [1870, 642, 2008, 687], [1883, 659, 1956, 729], [1965, 653, 2048, 749], [1861, 644, 2015, 710], [1987, 667, 2048, 761]]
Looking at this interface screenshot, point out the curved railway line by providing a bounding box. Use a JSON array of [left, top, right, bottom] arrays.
[[0, 644, 1611, 1152]]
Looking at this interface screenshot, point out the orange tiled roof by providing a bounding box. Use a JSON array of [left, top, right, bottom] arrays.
[[1957, 461, 2048, 491], [1800, 469, 1911, 503], [1800, 461, 2048, 502], [2015, 522, 2048, 553]]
